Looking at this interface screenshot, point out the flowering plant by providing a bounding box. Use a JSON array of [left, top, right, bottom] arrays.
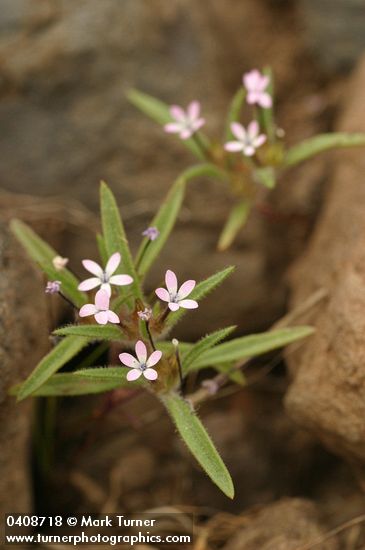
[[11, 181, 313, 498], [128, 67, 365, 249]]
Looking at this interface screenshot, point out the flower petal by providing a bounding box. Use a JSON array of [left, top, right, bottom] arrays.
[[243, 145, 255, 156], [231, 122, 246, 141], [254, 134, 266, 148], [155, 287, 170, 302], [224, 141, 244, 152], [243, 69, 260, 90], [178, 299, 199, 309], [105, 252, 121, 276], [119, 353, 139, 368], [180, 128, 193, 140], [82, 259, 103, 278], [258, 93, 272, 109], [165, 270, 178, 295], [143, 368, 158, 381], [177, 279, 196, 299], [100, 283, 112, 296], [146, 350, 162, 368], [170, 105, 185, 121], [164, 122, 183, 134], [127, 368, 143, 381], [168, 302, 180, 311], [79, 304, 97, 317], [95, 289, 110, 311], [107, 310, 120, 324], [192, 118, 205, 132], [258, 75, 270, 91], [95, 311, 108, 325], [135, 340, 147, 363], [187, 100, 200, 120], [247, 120, 259, 139], [78, 277, 101, 291], [109, 274, 133, 286]]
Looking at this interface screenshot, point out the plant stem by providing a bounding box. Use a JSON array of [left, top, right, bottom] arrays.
[[174, 346, 184, 395], [145, 321, 156, 351], [59, 292, 78, 311]]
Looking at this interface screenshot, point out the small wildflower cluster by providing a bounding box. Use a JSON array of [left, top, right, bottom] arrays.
[[13, 180, 314, 499]]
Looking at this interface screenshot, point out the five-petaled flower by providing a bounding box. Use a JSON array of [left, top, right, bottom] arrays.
[[225, 121, 266, 157], [155, 270, 198, 311], [45, 280, 61, 294], [78, 252, 133, 296], [79, 289, 120, 325], [142, 226, 160, 241], [119, 340, 161, 381], [243, 69, 272, 109], [164, 101, 205, 140]]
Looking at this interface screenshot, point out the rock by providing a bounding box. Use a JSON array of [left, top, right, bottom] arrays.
[[223, 498, 337, 550], [285, 55, 365, 465], [0, 219, 49, 529], [0, 1, 326, 335], [299, 0, 365, 72]]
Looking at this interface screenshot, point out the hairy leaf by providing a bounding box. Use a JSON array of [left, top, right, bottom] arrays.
[[10, 219, 85, 307], [17, 336, 89, 400], [100, 181, 143, 300], [183, 326, 236, 373], [54, 324, 123, 341], [162, 393, 234, 498], [190, 326, 314, 369]]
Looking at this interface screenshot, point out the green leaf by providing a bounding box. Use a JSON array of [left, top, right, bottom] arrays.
[[225, 88, 246, 139], [135, 178, 186, 278], [127, 89, 207, 160], [284, 133, 365, 167], [17, 336, 89, 400], [96, 233, 108, 265], [54, 324, 123, 341], [11, 368, 140, 397], [100, 181, 143, 300], [10, 219, 86, 307], [218, 201, 251, 251], [190, 326, 314, 369], [183, 326, 236, 373], [253, 166, 276, 189], [162, 393, 234, 498], [167, 266, 235, 329]]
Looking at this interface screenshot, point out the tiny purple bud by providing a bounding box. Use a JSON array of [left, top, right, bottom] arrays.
[[52, 256, 69, 270], [201, 379, 219, 395], [137, 307, 152, 322], [142, 226, 160, 241], [45, 280, 61, 294]]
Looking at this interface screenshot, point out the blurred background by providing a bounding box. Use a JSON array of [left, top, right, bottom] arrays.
[[2, 1, 365, 548]]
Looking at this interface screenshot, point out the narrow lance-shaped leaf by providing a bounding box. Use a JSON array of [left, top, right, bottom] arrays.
[[96, 233, 108, 265], [253, 166, 276, 190], [190, 326, 314, 369], [74, 366, 144, 384], [225, 88, 246, 140], [182, 326, 236, 374], [10, 219, 86, 307], [166, 266, 235, 329], [162, 393, 234, 498], [284, 133, 365, 167], [17, 336, 89, 400], [127, 89, 208, 160], [214, 363, 246, 386], [100, 181, 143, 300], [54, 324, 123, 341], [217, 200, 251, 251], [11, 368, 142, 397]]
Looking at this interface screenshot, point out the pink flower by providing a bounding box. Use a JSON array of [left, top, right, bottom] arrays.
[[243, 69, 272, 109], [225, 121, 266, 156], [78, 252, 133, 296], [155, 270, 198, 311], [79, 289, 120, 325], [45, 280, 61, 294], [119, 340, 161, 381], [164, 101, 205, 140]]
